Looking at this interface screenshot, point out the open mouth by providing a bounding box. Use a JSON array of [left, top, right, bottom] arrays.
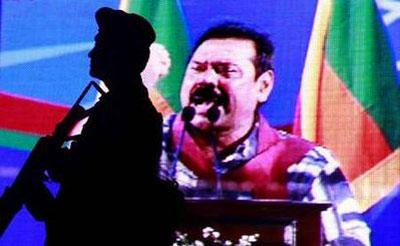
[[189, 83, 230, 113]]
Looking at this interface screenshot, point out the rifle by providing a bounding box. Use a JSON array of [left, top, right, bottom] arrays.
[[0, 81, 105, 237]]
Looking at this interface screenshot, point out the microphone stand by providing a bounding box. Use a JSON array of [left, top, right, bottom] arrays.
[[168, 106, 195, 179], [210, 135, 223, 198], [206, 106, 223, 198]]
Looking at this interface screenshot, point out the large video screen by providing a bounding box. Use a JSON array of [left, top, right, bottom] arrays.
[[1, 0, 399, 245]]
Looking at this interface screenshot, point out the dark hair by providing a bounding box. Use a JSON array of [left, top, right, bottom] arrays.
[[192, 21, 274, 77]]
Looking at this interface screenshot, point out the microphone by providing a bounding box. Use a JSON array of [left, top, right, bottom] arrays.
[[168, 106, 195, 179], [181, 105, 195, 122], [206, 105, 220, 123], [188, 83, 228, 197]]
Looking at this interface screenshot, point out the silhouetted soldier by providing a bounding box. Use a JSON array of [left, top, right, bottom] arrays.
[[1, 7, 183, 246], [46, 7, 185, 245]]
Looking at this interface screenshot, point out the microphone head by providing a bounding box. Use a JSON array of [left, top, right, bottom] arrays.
[[207, 106, 220, 123], [181, 106, 195, 123]]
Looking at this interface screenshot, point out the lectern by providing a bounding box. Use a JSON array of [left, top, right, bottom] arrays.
[[180, 199, 331, 245]]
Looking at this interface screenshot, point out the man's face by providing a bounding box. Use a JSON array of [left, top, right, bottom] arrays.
[[88, 33, 111, 81], [181, 38, 271, 135]]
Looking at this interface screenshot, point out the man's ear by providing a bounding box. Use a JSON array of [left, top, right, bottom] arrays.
[[255, 70, 274, 103]]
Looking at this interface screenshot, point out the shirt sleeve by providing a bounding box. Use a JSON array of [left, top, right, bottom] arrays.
[[290, 146, 371, 246]]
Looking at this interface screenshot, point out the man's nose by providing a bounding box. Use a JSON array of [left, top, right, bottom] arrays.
[[88, 45, 98, 58], [88, 48, 94, 58], [202, 68, 220, 85]]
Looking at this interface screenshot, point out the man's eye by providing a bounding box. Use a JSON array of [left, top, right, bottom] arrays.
[[216, 66, 239, 78], [227, 68, 238, 73], [191, 65, 206, 72]]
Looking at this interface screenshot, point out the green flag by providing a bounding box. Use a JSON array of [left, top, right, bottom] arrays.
[[294, 0, 400, 210], [121, 0, 190, 113]]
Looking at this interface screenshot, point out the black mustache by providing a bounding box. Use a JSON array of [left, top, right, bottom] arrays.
[[189, 83, 229, 111]]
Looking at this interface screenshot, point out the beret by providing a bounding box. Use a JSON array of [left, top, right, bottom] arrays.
[[95, 7, 156, 49]]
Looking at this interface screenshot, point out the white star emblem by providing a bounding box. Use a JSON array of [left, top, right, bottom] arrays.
[[376, 0, 400, 26]]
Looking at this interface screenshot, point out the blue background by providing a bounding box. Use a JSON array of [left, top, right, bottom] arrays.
[[1, 0, 399, 245]]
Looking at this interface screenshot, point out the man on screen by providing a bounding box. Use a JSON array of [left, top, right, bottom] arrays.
[[159, 22, 370, 245]]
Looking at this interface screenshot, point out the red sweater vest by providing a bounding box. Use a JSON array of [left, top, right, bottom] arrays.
[[172, 115, 314, 199]]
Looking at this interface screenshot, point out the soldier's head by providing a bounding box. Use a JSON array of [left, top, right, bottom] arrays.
[[89, 7, 155, 84]]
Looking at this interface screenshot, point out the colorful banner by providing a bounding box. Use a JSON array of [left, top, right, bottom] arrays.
[[294, 0, 400, 244]]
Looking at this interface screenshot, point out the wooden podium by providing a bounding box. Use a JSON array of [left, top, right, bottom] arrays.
[[180, 199, 331, 245]]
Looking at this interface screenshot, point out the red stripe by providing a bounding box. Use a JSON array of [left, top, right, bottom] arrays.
[[0, 92, 70, 135], [316, 61, 392, 181]]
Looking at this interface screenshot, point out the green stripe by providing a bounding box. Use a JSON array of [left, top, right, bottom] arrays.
[[326, 0, 400, 149], [0, 129, 40, 151], [128, 0, 190, 111]]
